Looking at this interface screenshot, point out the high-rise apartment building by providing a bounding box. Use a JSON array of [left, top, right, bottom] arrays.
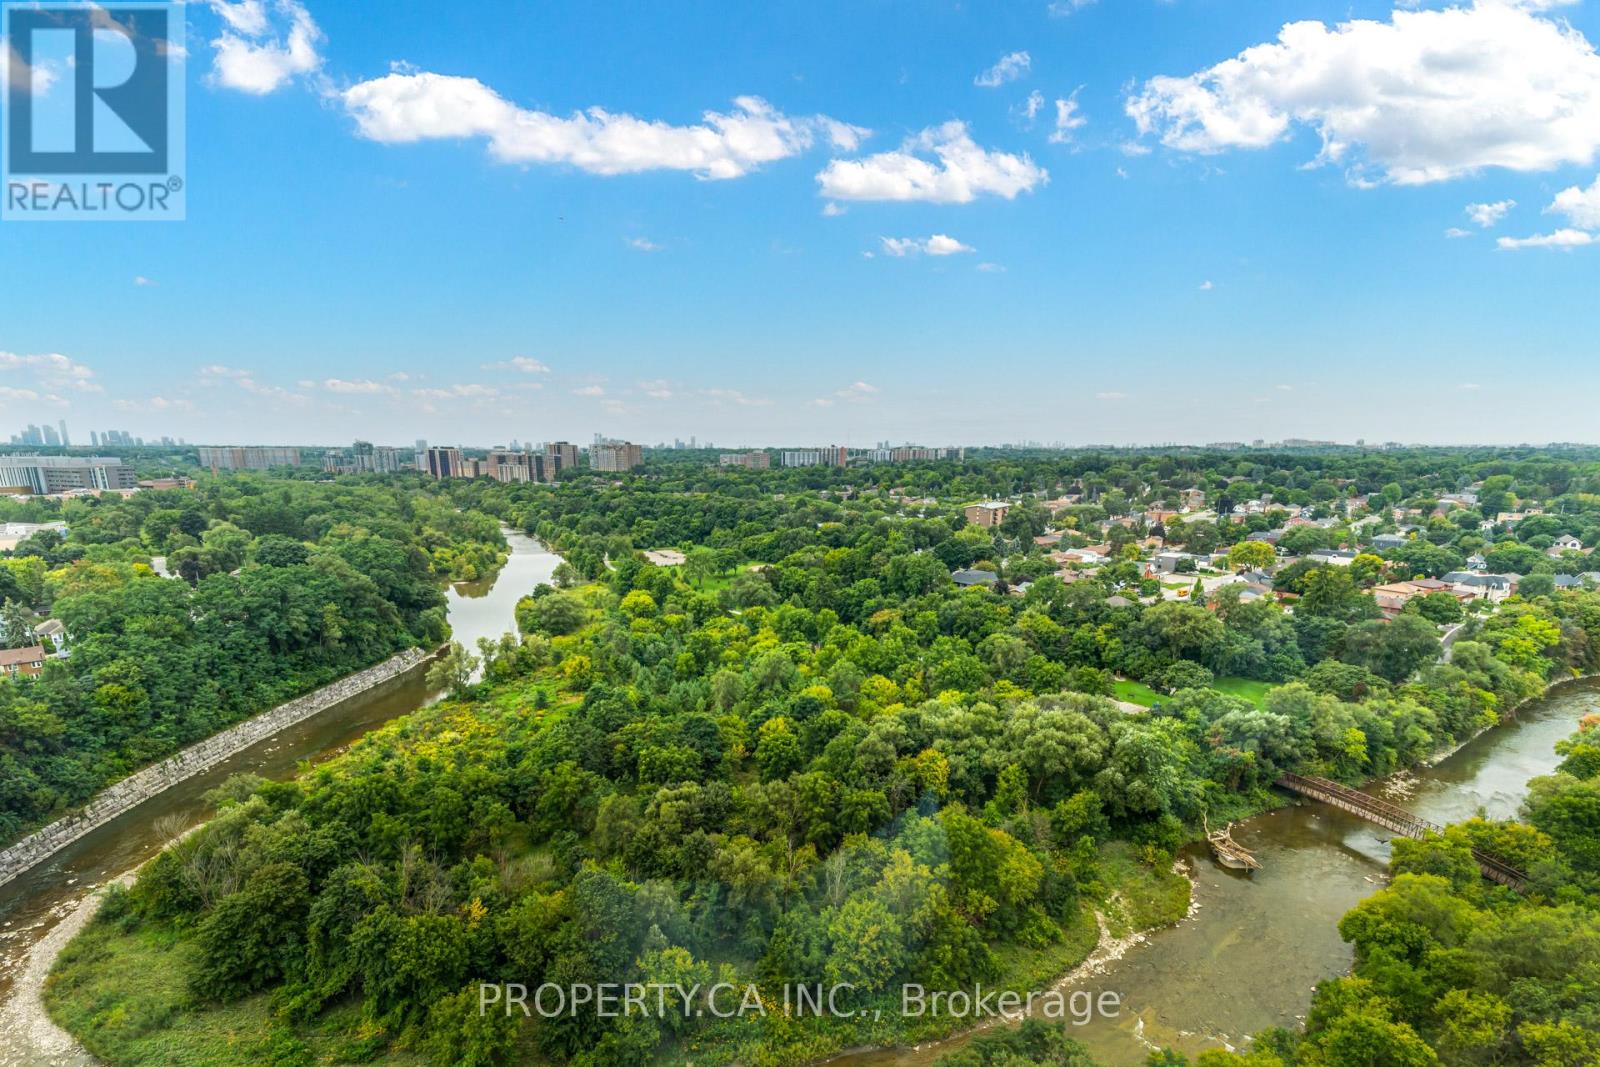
[[545, 441, 579, 476], [197, 446, 301, 470], [589, 441, 642, 472], [718, 451, 770, 470], [424, 446, 465, 479]]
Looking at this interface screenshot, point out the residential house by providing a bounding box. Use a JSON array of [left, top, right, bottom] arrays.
[[1372, 533, 1409, 551], [1150, 551, 1196, 574], [1373, 579, 1469, 615], [1466, 553, 1487, 572], [1550, 534, 1584, 555], [0, 645, 46, 677], [1442, 572, 1517, 603], [34, 618, 67, 657], [952, 568, 999, 588], [1308, 548, 1359, 566]]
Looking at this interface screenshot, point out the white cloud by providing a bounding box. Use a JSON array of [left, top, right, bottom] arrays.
[[413, 383, 499, 399], [209, 0, 271, 36], [836, 381, 877, 403], [133, 275, 158, 287], [320, 378, 392, 394], [1096, 391, 1128, 401], [975, 51, 1031, 88], [1466, 199, 1516, 227], [879, 234, 975, 257], [821, 201, 846, 217], [200, 364, 251, 379], [1496, 228, 1597, 249], [572, 385, 605, 397], [1048, 0, 1098, 15], [977, 261, 1006, 272], [817, 121, 1048, 203], [626, 236, 663, 252], [0, 387, 41, 403], [638, 379, 674, 399], [1198, 280, 1214, 291], [1459, 382, 1483, 390], [703, 388, 771, 407], [1048, 90, 1088, 145], [1023, 90, 1045, 123], [1126, 1, 1600, 185], [480, 356, 550, 374], [2, 39, 57, 95], [0, 351, 101, 394], [116, 395, 194, 412], [343, 75, 867, 180], [1549, 173, 1600, 228], [209, 0, 323, 95], [1445, 227, 1473, 238]]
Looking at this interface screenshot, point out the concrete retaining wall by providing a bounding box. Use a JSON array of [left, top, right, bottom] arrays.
[[0, 647, 432, 889]]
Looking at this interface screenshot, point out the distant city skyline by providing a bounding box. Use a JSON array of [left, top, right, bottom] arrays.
[[4, 0, 1600, 445]]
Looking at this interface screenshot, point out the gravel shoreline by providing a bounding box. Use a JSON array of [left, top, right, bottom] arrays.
[[0, 875, 128, 1067]]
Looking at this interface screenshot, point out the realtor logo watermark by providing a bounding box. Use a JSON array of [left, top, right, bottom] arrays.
[[2, 1, 185, 220]]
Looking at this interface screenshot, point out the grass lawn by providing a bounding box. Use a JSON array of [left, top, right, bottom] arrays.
[[1112, 679, 1163, 706], [1212, 676, 1274, 707], [45, 915, 429, 1066]]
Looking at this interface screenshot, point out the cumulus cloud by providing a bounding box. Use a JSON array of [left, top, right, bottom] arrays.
[[1467, 199, 1516, 227], [1049, 90, 1087, 145], [1022, 90, 1045, 124], [975, 51, 1031, 88], [817, 121, 1047, 203], [627, 236, 663, 252], [482, 356, 551, 374], [1549, 173, 1600, 228], [0, 351, 101, 394], [879, 234, 975, 257], [1445, 227, 1473, 238], [638, 379, 674, 399], [209, 0, 322, 94], [343, 75, 866, 180], [1496, 228, 1596, 249], [572, 385, 605, 397], [1096, 391, 1128, 401], [320, 378, 392, 394], [1126, 1, 1600, 185], [1198, 280, 1214, 291], [2, 39, 58, 95], [1048, 0, 1098, 15]]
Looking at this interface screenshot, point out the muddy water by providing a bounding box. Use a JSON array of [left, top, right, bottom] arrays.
[[0, 530, 558, 1064], [833, 681, 1600, 1067]]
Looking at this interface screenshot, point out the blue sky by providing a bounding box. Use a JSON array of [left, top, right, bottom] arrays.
[[3, 0, 1599, 448]]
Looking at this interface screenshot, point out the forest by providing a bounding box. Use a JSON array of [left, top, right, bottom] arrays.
[[35, 448, 1600, 1066], [0, 476, 506, 844]]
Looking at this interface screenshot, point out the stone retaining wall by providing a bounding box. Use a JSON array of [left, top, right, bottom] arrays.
[[0, 647, 432, 889]]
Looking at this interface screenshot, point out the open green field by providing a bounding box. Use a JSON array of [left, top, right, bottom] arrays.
[[1112, 678, 1163, 706], [1113, 676, 1273, 709], [1212, 677, 1274, 707]]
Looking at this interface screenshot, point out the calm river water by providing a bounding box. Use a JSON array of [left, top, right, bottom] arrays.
[[0, 529, 558, 1063], [831, 680, 1600, 1067]]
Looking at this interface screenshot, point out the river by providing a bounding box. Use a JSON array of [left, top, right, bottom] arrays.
[[832, 680, 1600, 1067], [0, 528, 559, 1067]]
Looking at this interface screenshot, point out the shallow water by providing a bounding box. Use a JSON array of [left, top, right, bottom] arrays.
[[0, 530, 558, 1063], [831, 681, 1600, 1067]]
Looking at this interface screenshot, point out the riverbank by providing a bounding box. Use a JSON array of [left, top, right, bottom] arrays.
[[0, 647, 432, 891], [0, 530, 563, 1067]]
